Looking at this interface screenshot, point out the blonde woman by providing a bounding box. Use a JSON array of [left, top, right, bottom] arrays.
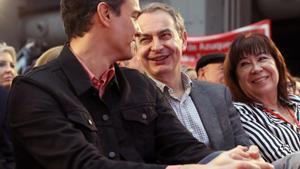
[[0, 43, 17, 89]]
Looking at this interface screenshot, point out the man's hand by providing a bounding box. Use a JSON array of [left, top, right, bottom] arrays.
[[180, 145, 273, 169], [209, 145, 273, 169]]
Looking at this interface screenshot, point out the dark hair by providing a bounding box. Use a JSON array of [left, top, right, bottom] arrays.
[[195, 53, 225, 74], [224, 33, 290, 105], [141, 2, 186, 37], [60, 0, 125, 40]]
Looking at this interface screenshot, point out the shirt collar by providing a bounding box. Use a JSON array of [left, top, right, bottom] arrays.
[[71, 46, 115, 97], [149, 72, 193, 97], [252, 96, 297, 110]]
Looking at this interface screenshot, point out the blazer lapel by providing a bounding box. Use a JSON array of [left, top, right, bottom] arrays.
[[190, 81, 224, 149]]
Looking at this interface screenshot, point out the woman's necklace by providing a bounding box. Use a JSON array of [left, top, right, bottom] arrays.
[[264, 106, 300, 130]]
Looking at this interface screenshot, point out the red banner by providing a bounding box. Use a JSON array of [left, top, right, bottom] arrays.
[[182, 19, 271, 67]]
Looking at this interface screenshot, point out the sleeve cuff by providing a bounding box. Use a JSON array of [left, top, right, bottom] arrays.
[[199, 151, 223, 164]]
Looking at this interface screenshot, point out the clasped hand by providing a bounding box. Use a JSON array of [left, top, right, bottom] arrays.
[[181, 145, 273, 169]]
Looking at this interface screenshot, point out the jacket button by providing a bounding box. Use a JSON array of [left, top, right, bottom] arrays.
[[142, 113, 147, 120], [108, 151, 116, 159], [88, 119, 93, 125], [102, 114, 109, 121]]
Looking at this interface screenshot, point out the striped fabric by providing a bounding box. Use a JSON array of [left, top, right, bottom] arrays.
[[234, 95, 300, 162]]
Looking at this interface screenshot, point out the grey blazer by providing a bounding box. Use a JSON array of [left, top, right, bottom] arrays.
[[190, 80, 250, 150]]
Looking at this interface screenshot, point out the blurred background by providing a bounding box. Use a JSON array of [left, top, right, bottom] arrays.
[[0, 0, 299, 75]]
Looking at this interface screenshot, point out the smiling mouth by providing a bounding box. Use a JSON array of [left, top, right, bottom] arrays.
[[251, 76, 268, 84], [149, 55, 169, 61]]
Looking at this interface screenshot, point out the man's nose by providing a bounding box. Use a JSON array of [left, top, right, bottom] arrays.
[[151, 38, 163, 51]]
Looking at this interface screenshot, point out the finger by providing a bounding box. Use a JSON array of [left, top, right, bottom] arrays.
[[229, 153, 249, 161], [247, 145, 261, 160], [229, 146, 250, 159], [253, 162, 274, 169], [235, 161, 274, 169], [236, 145, 249, 152]]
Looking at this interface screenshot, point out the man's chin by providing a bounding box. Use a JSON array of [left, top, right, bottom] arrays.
[[152, 68, 171, 76]]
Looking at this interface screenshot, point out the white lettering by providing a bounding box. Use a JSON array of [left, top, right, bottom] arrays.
[[199, 41, 232, 51]]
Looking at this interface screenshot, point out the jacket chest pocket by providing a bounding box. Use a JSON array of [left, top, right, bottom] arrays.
[[67, 110, 98, 144], [121, 106, 158, 156], [121, 106, 158, 125], [121, 106, 158, 139]]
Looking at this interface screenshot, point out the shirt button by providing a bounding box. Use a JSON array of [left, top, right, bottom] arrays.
[[108, 151, 116, 159], [142, 113, 147, 120], [102, 114, 109, 121]]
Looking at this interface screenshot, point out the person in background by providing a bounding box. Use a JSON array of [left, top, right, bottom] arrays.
[[34, 45, 63, 67], [0, 86, 8, 149], [181, 64, 197, 80], [293, 76, 300, 95], [0, 42, 16, 169], [135, 2, 250, 151], [117, 43, 145, 73], [224, 33, 300, 167], [287, 73, 300, 96], [0, 42, 17, 89], [7, 0, 273, 169], [0, 86, 15, 169], [195, 53, 225, 84]]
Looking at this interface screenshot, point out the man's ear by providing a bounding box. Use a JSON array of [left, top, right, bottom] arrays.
[[197, 69, 205, 80], [130, 40, 137, 55], [181, 31, 188, 51], [96, 2, 111, 27]]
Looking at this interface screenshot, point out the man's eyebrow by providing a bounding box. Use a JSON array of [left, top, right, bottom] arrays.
[[134, 32, 142, 38], [135, 32, 150, 38], [135, 29, 171, 38], [132, 10, 142, 19]]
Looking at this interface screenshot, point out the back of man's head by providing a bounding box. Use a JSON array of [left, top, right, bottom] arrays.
[[60, 0, 125, 40]]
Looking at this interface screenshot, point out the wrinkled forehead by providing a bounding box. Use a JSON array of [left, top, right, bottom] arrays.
[[137, 10, 179, 37]]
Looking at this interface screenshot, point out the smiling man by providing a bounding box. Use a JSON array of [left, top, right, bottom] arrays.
[[135, 2, 249, 151]]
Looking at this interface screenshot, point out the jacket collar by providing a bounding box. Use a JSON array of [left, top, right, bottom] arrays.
[[57, 44, 123, 97], [58, 45, 92, 96], [149, 72, 192, 96]]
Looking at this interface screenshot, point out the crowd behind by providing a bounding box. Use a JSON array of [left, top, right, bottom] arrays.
[[1, 0, 300, 169]]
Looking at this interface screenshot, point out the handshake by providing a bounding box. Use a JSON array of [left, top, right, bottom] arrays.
[[180, 145, 273, 169]]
